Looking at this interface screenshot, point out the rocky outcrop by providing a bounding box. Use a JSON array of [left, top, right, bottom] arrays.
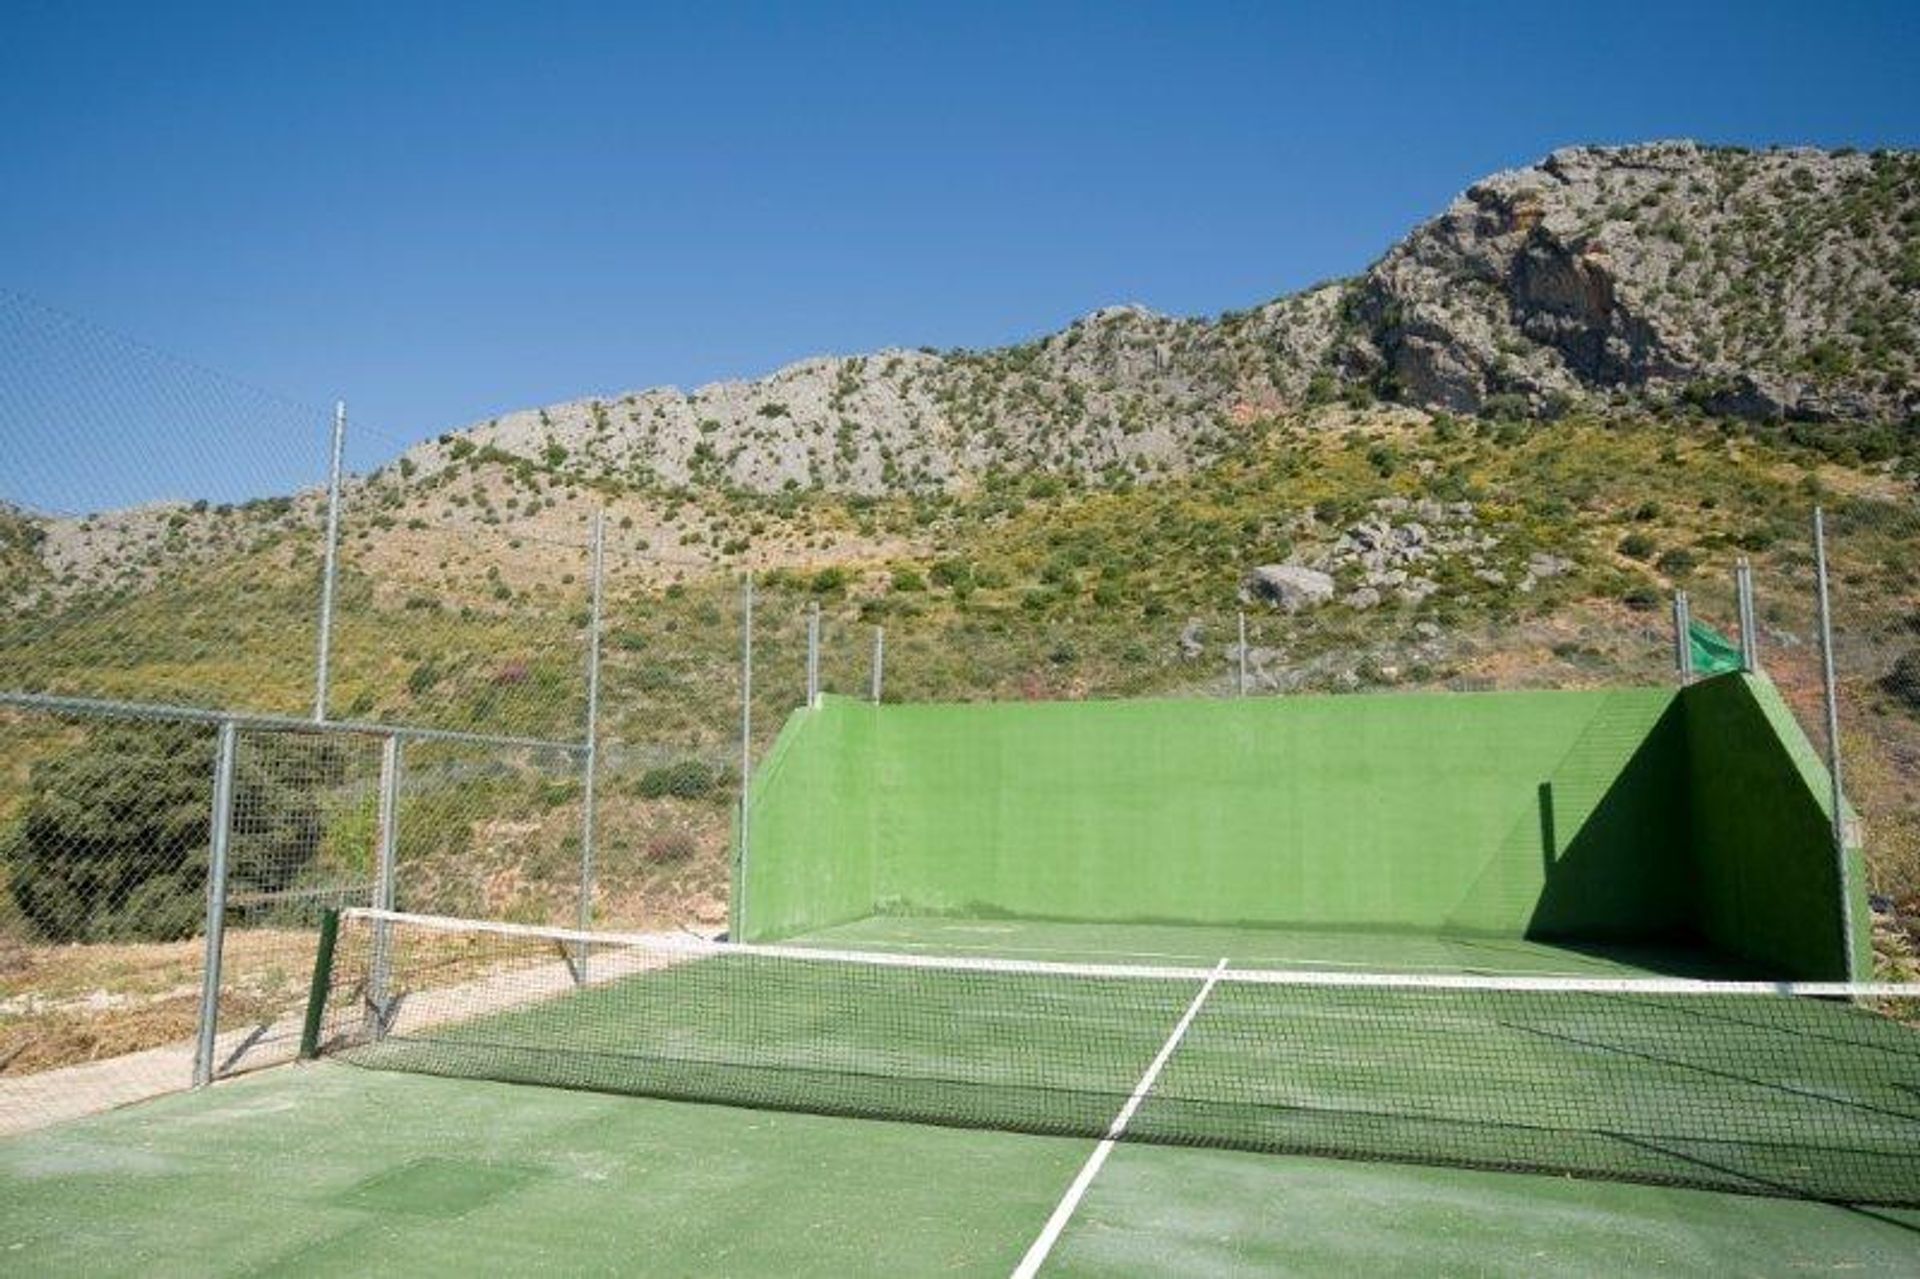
[[1241, 564, 1335, 611], [1339, 142, 1920, 422], [386, 143, 1914, 502]]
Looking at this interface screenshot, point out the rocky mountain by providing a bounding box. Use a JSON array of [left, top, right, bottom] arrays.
[[1340, 142, 1920, 422], [378, 141, 1915, 502], [5, 141, 1916, 606]]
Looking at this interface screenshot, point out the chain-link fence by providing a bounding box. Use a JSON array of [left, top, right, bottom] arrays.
[[6, 291, 1919, 1129]]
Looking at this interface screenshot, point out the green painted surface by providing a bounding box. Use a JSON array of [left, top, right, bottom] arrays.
[[794, 914, 1765, 976], [1049, 1142, 1920, 1276], [740, 682, 1873, 975], [0, 1064, 1082, 1277], [742, 688, 1696, 944], [4, 1062, 1917, 1275], [734, 699, 876, 941], [321, 910, 1920, 1204], [1681, 672, 1870, 979]]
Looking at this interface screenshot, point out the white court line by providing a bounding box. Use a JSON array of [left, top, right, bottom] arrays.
[[1009, 957, 1230, 1279], [796, 933, 1634, 978]]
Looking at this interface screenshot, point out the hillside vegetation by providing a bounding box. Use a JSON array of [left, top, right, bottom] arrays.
[[2, 139, 1918, 960]]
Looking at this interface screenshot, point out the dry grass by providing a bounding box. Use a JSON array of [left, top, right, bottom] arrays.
[[0, 927, 320, 1076]]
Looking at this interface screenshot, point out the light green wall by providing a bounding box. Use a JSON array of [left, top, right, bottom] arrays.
[[1680, 672, 1868, 979], [736, 679, 1870, 978], [732, 700, 876, 941], [739, 688, 1692, 941], [868, 689, 1691, 936]]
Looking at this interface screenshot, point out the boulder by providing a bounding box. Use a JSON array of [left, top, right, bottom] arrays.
[[1527, 552, 1573, 579], [1242, 564, 1336, 611], [1178, 617, 1206, 659]]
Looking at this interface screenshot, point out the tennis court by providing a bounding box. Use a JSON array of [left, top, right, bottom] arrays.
[[8, 674, 1920, 1272], [4, 909, 1920, 1275]]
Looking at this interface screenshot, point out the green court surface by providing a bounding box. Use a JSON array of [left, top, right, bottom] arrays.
[[4, 1063, 1919, 1276], [791, 914, 1765, 976], [317, 910, 1920, 1206]]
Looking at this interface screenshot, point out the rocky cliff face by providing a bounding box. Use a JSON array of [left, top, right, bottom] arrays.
[[16, 144, 1920, 561], [1339, 142, 1920, 422], [404, 143, 1912, 501]]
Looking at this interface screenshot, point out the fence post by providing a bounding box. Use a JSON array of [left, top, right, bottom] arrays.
[[1812, 507, 1859, 981], [1735, 556, 1760, 673], [192, 720, 240, 1087], [736, 574, 755, 939], [1671, 591, 1694, 685], [569, 511, 606, 982], [1236, 611, 1248, 696], [578, 511, 605, 940], [806, 601, 821, 706], [368, 733, 402, 1031], [871, 626, 885, 703], [313, 401, 346, 722]]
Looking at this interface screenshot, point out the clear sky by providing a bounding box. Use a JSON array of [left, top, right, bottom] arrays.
[[2, 1, 1917, 511]]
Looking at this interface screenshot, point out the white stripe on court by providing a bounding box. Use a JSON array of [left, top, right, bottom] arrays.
[[1010, 957, 1230, 1279]]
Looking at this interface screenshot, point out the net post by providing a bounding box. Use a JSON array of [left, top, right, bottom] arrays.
[[192, 719, 240, 1088], [806, 600, 820, 706], [1812, 506, 1859, 981], [369, 734, 402, 1025], [1236, 611, 1248, 696], [871, 626, 884, 703], [298, 909, 341, 1060], [577, 509, 606, 975], [735, 573, 754, 940], [1671, 590, 1694, 685], [312, 400, 346, 723]]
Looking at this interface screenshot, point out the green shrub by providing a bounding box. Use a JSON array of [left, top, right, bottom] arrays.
[[636, 760, 718, 800], [4, 723, 344, 942], [1655, 548, 1697, 576], [1618, 531, 1658, 560], [1621, 585, 1661, 612], [1883, 650, 1920, 713]]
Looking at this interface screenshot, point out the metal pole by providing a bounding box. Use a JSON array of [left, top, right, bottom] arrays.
[[1813, 507, 1859, 981], [871, 626, 884, 703], [1735, 557, 1759, 673], [368, 733, 401, 1033], [312, 401, 347, 722], [1236, 611, 1248, 696], [192, 720, 240, 1087], [1671, 591, 1694, 685], [736, 574, 754, 938], [577, 511, 606, 976], [806, 601, 821, 706]]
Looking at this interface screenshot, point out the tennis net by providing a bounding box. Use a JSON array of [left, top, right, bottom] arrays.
[[304, 908, 1920, 1205]]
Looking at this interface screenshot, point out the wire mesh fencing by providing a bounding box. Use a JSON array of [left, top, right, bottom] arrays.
[[390, 736, 589, 926], [205, 724, 387, 1078]]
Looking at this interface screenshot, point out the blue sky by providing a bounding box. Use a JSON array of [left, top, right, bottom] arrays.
[[2, 1, 1917, 511]]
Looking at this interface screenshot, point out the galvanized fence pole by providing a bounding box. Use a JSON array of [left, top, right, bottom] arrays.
[[312, 401, 347, 722], [1812, 507, 1859, 981], [578, 510, 605, 939], [736, 575, 755, 935], [1735, 557, 1760, 673], [806, 601, 821, 706], [570, 511, 605, 981], [871, 626, 885, 703], [368, 733, 402, 1032], [1672, 591, 1694, 685], [1237, 611, 1248, 696], [192, 720, 241, 1087]]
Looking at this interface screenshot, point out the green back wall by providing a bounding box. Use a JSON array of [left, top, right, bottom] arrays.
[[734, 676, 1865, 978]]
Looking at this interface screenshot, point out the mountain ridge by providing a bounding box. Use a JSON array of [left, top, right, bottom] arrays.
[[376, 141, 1913, 501], [4, 140, 1916, 605]]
